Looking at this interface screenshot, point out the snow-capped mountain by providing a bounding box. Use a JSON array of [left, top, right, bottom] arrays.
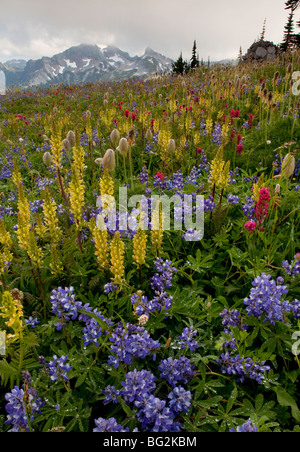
[[0, 44, 173, 88]]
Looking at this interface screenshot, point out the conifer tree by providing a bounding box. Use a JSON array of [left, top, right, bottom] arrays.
[[281, 10, 295, 51], [172, 52, 190, 75], [190, 40, 200, 68], [284, 0, 300, 48], [260, 18, 267, 41], [285, 0, 300, 11]]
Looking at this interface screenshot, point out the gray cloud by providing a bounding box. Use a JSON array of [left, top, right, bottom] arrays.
[[0, 0, 293, 63]]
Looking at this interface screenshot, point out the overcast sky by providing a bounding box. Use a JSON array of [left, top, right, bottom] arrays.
[[0, 0, 296, 63]]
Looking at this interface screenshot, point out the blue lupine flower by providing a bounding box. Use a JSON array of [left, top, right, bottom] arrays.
[[230, 419, 259, 432], [242, 197, 255, 219], [212, 123, 223, 147], [228, 194, 240, 205], [158, 356, 195, 388], [46, 355, 72, 382], [50, 286, 82, 331], [108, 322, 160, 368], [282, 255, 300, 277], [102, 385, 120, 405], [25, 317, 40, 328], [120, 369, 156, 405], [78, 303, 113, 347], [219, 352, 270, 384], [243, 273, 290, 325], [5, 385, 44, 432], [178, 326, 199, 351], [93, 417, 129, 432], [167, 386, 192, 414], [104, 282, 118, 294]]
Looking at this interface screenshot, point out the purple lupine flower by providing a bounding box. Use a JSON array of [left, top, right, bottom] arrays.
[[50, 286, 82, 331], [25, 317, 40, 328], [46, 355, 72, 382], [108, 322, 160, 368], [218, 353, 270, 384], [93, 417, 129, 432], [120, 369, 156, 405], [243, 273, 291, 325], [158, 356, 195, 388], [230, 419, 259, 432], [167, 386, 192, 415], [178, 326, 199, 351], [5, 385, 44, 432]]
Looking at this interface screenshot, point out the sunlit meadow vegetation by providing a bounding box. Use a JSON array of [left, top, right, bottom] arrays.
[[0, 50, 299, 432]]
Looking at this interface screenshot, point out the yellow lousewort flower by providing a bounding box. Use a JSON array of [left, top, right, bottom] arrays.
[[0, 291, 23, 340], [16, 212, 30, 251], [209, 148, 226, 187], [34, 213, 47, 238], [27, 229, 43, 268], [219, 160, 231, 190], [49, 244, 63, 276], [110, 231, 125, 285], [151, 200, 164, 255], [153, 117, 160, 134], [100, 169, 114, 197], [43, 189, 62, 243], [206, 117, 213, 136], [73, 129, 85, 177], [91, 217, 109, 270], [133, 228, 148, 267], [222, 120, 230, 147], [15, 181, 30, 250], [85, 111, 92, 142], [69, 164, 85, 230], [49, 119, 66, 199], [252, 173, 265, 202], [0, 247, 13, 276], [0, 219, 12, 248], [12, 166, 22, 188], [49, 119, 63, 169]]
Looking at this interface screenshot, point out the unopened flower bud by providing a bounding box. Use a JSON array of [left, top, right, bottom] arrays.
[[117, 137, 129, 157], [43, 151, 52, 166], [145, 128, 153, 141], [275, 184, 280, 194], [281, 153, 295, 179], [67, 130, 76, 147], [100, 149, 115, 171], [110, 129, 120, 147], [62, 138, 71, 153], [168, 139, 176, 153]]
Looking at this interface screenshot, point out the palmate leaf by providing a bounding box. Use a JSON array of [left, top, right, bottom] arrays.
[[0, 358, 17, 387]]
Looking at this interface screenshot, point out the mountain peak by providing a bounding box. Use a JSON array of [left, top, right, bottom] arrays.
[[144, 47, 156, 56], [4, 43, 173, 88]]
